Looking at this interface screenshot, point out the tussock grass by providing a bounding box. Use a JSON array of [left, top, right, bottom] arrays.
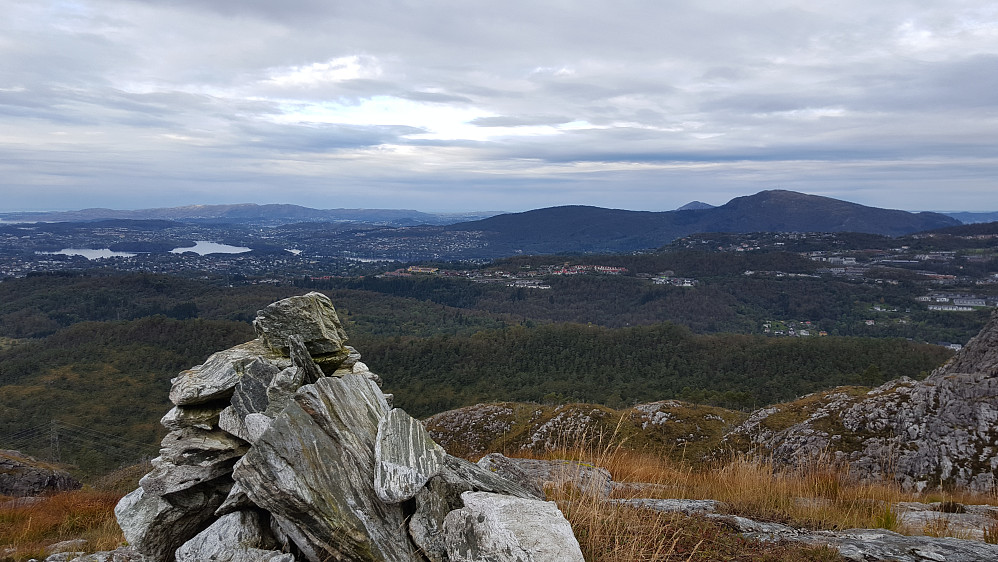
[[519, 424, 998, 560], [0, 489, 125, 561]]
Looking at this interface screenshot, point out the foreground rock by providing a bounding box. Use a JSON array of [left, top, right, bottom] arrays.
[[443, 492, 584, 561], [0, 449, 81, 497], [115, 292, 583, 562]]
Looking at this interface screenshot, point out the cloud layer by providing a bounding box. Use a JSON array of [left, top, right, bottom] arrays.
[[2, 0, 997, 212]]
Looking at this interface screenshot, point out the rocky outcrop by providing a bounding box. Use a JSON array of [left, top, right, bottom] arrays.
[[424, 400, 746, 460], [0, 449, 80, 497], [627, 499, 998, 562], [115, 292, 582, 562], [722, 308, 998, 492]]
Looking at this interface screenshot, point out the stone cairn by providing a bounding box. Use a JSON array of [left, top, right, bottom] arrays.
[[115, 292, 584, 562]]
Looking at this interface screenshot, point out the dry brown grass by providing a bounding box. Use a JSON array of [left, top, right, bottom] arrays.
[[0, 490, 125, 561], [515, 423, 998, 560]]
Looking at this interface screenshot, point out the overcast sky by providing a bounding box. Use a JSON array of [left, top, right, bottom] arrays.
[[2, 0, 997, 213]]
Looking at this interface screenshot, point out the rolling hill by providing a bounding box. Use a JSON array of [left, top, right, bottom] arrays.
[[445, 190, 961, 254]]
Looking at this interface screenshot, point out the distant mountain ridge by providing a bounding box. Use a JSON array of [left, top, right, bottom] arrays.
[[444, 190, 961, 254], [0, 204, 499, 227], [676, 201, 716, 211], [944, 211, 998, 224]]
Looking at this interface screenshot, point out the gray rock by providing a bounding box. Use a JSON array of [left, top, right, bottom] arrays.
[[0, 449, 80, 497], [139, 428, 247, 496], [443, 491, 585, 562], [375, 408, 447, 503], [45, 539, 88, 555], [253, 292, 348, 360], [115, 482, 232, 562], [230, 358, 283, 421], [243, 413, 274, 444], [723, 308, 998, 492], [441, 455, 543, 500], [161, 404, 224, 431], [215, 481, 256, 516], [896, 501, 998, 542], [175, 510, 291, 562], [43, 553, 87, 562], [44, 547, 148, 561], [288, 335, 325, 385], [410, 477, 462, 562], [269, 513, 324, 562], [477, 453, 612, 498], [232, 374, 419, 562], [802, 528, 998, 562], [218, 406, 251, 442], [264, 366, 304, 418], [613, 496, 998, 561], [610, 498, 727, 515], [170, 340, 282, 406], [408, 457, 541, 562]]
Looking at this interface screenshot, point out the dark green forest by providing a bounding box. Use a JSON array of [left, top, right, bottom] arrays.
[[0, 267, 980, 476]]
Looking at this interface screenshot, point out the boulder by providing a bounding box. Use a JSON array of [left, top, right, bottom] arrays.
[[0, 449, 80, 497], [443, 491, 585, 562], [232, 374, 419, 561], [723, 308, 998, 492], [253, 292, 348, 359], [115, 482, 232, 562]]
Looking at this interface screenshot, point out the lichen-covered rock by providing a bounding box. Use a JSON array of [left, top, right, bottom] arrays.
[[253, 292, 348, 359], [723, 308, 998, 492], [375, 408, 447, 503], [170, 341, 287, 406], [443, 491, 585, 562], [0, 449, 80, 497], [232, 374, 419, 562], [118, 293, 583, 562]]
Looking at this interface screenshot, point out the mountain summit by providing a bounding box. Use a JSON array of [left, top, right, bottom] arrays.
[[444, 190, 960, 254]]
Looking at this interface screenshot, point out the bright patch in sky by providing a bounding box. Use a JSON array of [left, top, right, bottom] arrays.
[[272, 96, 587, 141], [267, 56, 382, 87]]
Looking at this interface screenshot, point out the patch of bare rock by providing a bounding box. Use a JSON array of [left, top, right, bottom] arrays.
[[724, 307, 998, 493], [107, 292, 584, 562], [0, 450, 80, 497]]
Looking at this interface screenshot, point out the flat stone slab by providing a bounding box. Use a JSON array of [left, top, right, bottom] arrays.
[[170, 341, 283, 406]]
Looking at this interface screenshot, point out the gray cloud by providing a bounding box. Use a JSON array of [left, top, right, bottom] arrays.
[[1, 0, 996, 212]]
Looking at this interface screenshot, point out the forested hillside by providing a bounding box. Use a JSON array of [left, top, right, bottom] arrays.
[[0, 272, 959, 477]]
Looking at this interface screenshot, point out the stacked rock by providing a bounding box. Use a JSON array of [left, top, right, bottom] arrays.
[[115, 292, 583, 562]]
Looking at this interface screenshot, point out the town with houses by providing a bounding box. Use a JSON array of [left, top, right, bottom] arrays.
[[1, 223, 994, 344]]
